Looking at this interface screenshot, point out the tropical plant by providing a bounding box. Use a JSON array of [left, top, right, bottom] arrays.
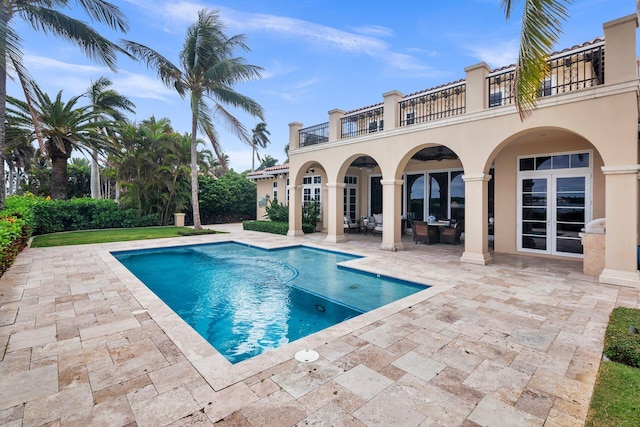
[[251, 122, 270, 171], [0, 0, 129, 208], [503, 1, 640, 118], [67, 157, 91, 198], [257, 154, 278, 171], [83, 76, 135, 199], [4, 116, 35, 195], [7, 83, 116, 199], [122, 9, 265, 229]]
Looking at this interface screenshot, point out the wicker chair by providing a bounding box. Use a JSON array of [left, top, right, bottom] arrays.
[[439, 220, 463, 245], [412, 220, 440, 245]]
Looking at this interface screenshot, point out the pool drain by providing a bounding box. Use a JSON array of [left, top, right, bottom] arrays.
[[295, 349, 319, 363]]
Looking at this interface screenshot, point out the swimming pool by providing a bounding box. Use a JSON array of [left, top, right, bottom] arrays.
[[113, 242, 428, 363]]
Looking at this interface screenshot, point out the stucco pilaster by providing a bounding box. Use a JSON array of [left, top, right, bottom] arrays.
[[328, 109, 345, 142], [288, 122, 302, 151], [383, 90, 403, 131], [460, 173, 493, 265], [287, 184, 304, 237], [325, 182, 347, 243], [603, 14, 638, 85], [380, 179, 403, 251], [598, 165, 640, 287], [464, 62, 490, 113]]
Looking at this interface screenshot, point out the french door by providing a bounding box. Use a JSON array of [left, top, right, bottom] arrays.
[[518, 173, 590, 257]]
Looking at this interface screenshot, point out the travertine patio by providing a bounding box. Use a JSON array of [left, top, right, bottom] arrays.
[[0, 223, 637, 426]]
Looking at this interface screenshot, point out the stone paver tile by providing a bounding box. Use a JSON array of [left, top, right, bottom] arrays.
[[353, 393, 425, 426], [7, 324, 56, 352], [249, 378, 280, 398], [202, 382, 258, 423], [241, 389, 308, 427], [392, 350, 446, 382], [271, 358, 344, 399], [0, 364, 58, 410], [515, 388, 555, 420], [316, 338, 357, 361], [297, 380, 366, 414], [168, 409, 214, 426], [359, 322, 416, 348], [507, 328, 559, 352], [0, 404, 24, 425], [148, 361, 202, 394], [388, 374, 475, 425], [543, 407, 584, 427], [528, 368, 592, 407], [429, 366, 484, 405], [334, 343, 397, 371], [129, 386, 200, 427], [23, 384, 94, 426], [0, 347, 31, 376], [565, 347, 600, 384], [93, 374, 152, 404], [32, 337, 82, 361], [424, 338, 485, 374], [58, 362, 90, 390], [63, 394, 135, 427], [510, 347, 571, 376], [334, 364, 394, 400], [467, 395, 544, 427], [211, 410, 251, 426], [463, 359, 531, 404], [296, 402, 365, 427], [79, 317, 141, 341]]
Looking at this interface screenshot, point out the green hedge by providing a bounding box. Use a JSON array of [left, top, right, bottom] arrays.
[[242, 220, 288, 235], [31, 198, 159, 235], [604, 307, 640, 368]]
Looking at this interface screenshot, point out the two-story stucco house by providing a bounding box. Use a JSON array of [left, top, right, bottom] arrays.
[[249, 14, 640, 288]]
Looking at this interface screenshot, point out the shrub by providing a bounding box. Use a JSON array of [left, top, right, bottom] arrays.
[[604, 307, 640, 368], [243, 220, 288, 235], [264, 198, 288, 222], [0, 195, 38, 275], [31, 198, 160, 235]]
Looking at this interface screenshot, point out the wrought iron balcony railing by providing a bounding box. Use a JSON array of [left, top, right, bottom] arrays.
[[399, 83, 466, 127], [487, 41, 605, 108], [299, 122, 329, 147], [341, 106, 384, 139]]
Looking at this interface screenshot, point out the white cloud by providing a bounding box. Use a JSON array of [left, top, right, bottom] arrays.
[[467, 39, 518, 67], [349, 25, 395, 38]]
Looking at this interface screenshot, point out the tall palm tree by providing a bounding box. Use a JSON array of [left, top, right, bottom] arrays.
[[250, 122, 270, 171], [7, 83, 115, 199], [504, 0, 640, 118], [123, 9, 264, 229], [83, 76, 135, 199], [0, 0, 129, 208]]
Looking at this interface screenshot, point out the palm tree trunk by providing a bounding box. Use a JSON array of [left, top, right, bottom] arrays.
[[0, 5, 9, 209], [90, 148, 101, 198], [50, 154, 69, 200], [190, 103, 202, 230]]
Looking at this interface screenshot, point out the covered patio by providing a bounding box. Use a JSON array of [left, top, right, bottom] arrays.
[[0, 224, 634, 426]]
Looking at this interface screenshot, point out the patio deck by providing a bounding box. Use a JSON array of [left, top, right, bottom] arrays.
[[0, 223, 637, 426]]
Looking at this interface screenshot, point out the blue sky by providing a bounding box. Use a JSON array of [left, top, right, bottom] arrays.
[[8, 0, 637, 172]]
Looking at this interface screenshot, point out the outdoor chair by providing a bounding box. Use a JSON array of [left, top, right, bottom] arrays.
[[440, 220, 463, 245], [412, 220, 440, 244], [344, 216, 358, 233], [365, 216, 376, 234], [372, 213, 383, 236]]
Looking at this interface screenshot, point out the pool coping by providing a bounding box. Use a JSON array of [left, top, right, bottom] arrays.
[[99, 236, 455, 391]]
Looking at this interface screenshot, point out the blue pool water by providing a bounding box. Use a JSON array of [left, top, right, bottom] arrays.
[[113, 242, 428, 363]]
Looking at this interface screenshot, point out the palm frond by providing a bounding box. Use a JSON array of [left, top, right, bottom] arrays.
[[121, 40, 185, 95], [503, 0, 570, 119], [18, 6, 123, 70], [75, 0, 129, 32]]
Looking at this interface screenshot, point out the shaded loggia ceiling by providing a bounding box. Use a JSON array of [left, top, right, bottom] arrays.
[[349, 146, 458, 168]]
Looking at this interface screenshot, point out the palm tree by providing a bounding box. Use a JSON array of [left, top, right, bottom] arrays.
[[83, 76, 135, 199], [7, 83, 115, 199], [123, 9, 264, 229], [0, 0, 129, 208], [504, 0, 640, 118], [251, 122, 270, 171]]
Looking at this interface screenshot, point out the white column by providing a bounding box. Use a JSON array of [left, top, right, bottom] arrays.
[[287, 184, 304, 237], [325, 182, 347, 243], [460, 173, 493, 265], [380, 179, 403, 252], [599, 165, 640, 287]]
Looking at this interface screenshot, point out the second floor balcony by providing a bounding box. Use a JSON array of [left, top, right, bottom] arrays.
[[297, 38, 610, 149]]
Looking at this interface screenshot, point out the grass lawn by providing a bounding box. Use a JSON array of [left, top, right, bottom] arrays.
[[30, 226, 218, 247], [586, 361, 640, 426]]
